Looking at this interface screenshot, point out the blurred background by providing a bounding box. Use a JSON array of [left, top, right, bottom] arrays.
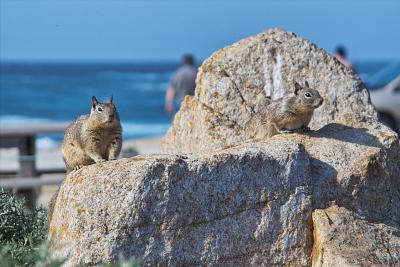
[[0, 0, 399, 207]]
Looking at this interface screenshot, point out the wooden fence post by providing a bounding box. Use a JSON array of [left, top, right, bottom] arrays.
[[17, 135, 38, 209]]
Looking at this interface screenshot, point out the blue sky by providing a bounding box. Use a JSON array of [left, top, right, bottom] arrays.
[[1, 0, 399, 61]]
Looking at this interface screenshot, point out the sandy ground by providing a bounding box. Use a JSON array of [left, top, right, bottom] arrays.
[[122, 135, 163, 155], [0, 136, 163, 208]]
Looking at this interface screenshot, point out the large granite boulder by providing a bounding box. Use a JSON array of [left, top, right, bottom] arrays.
[[48, 29, 400, 266], [161, 28, 376, 154], [48, 122, 400, 266], [49, 141, 314, 266], [281, 120, 400, 228]]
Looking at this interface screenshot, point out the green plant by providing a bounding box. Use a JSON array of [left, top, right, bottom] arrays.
[[0, 188, 58, 266], [0, 189, 46, 243], [0, 188, 139, 266]]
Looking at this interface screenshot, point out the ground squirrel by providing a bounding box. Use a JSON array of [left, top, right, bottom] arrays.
[[47, 96, 122, 231], [256, 81, 323, 138], [61, 96, 122, 172]]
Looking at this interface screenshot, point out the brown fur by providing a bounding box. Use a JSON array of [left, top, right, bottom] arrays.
[[256, 81, 323, 138], [61, 96, 122, 173], [47, 97, 122, 230]]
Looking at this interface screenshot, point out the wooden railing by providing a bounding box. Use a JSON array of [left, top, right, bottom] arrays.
[[0, 122, 69, 208]]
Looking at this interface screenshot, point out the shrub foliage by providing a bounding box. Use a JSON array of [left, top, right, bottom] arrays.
[[0, 188, 138, 266], [0, 188, 51, 266]]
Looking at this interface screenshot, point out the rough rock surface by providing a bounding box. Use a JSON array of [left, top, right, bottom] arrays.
[[49, 29, 400, 266], [162, 28, 376, 154], [49, 142, 313, 266], [312, 205, 400, 267], [48, 122, 400, 266], [275, 120, 400, 228]]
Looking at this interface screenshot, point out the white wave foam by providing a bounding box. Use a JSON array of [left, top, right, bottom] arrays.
[[0, 115, 170, 139], [34, 122, 170, 148], [122, 122, 170, 138], [37, 137, 60, 149], [0, 115, 57, 125]]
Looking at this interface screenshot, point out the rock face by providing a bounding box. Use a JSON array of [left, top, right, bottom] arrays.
[[49, 29, 400, 266], [284, 121, 400, 228], [162, 28, 376, 154], [49, 123, 400, 266], [312, 206, 400, 267], [49, 142, 314, 266]]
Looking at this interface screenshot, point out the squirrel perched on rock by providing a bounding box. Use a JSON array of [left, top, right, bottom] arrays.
[[255, 81, 323, 138], [61, 96, 122, 173], [47, 96, 122, 230]]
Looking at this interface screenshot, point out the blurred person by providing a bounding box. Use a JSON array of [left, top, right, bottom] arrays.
[[165, 54, 197, 113], [335, 45, 353, 69]]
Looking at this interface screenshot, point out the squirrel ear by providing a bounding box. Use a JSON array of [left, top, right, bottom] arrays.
[[294, 82, 302, 95], [110, 95, 113, 104], [305, 81, 310, 88], [92, 96, 98, 108]]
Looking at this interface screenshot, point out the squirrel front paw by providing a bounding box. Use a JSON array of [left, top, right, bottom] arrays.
[[95, 158, 106, 163], [290, 126, 311, 134], [279, 129, 294, 134], [108, 156, 117, 161], [73, 165, 83, 171]]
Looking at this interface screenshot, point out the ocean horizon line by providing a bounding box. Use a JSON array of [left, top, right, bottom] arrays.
[[0, 59, 190, 65]]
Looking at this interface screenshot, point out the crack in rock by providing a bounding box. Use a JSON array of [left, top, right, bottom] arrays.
[[197, 99, 245, 132], [221, 69, 256, 115]]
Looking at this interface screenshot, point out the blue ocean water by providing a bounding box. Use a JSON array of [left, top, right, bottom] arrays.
[[355, 61, 400, 89], [0, 61, 399, 146], [0, 62, 181, 142]]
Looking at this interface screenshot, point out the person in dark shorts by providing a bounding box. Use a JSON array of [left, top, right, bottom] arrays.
[[165, 54, 197, 113]]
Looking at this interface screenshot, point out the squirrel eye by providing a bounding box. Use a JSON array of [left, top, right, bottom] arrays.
[[97, 107, 103, 112], [305, 92, 312, 98]]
